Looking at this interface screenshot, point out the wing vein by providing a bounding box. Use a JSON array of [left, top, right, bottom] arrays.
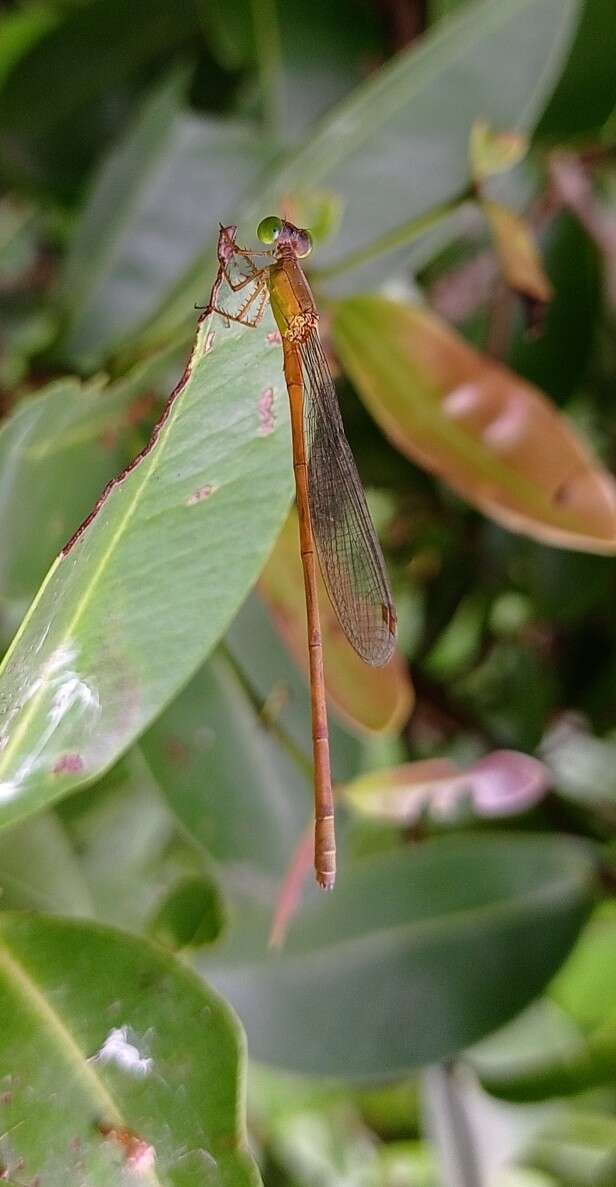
[[301, 329, 396, 666]]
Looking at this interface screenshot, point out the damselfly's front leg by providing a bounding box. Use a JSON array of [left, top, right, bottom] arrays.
[[207, 270, 269, 327], [197, 226, 271, 327]]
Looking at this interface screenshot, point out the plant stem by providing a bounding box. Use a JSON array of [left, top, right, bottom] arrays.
[[311, 190, 473, 284], [218, 640, 314, 784], [250, 0, 282, 140], [422, 1063, 485, 1187]]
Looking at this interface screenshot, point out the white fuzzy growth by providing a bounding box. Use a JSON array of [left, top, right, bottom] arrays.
[[92, 1027, 153, 1077]]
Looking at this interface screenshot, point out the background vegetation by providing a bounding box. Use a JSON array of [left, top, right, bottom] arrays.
[[0, 0, 614, 1183]]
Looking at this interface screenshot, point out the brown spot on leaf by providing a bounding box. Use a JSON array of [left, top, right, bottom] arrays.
[[97, 1123, 156, 1176]]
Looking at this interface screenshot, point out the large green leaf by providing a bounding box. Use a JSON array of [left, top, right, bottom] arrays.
[[0, 346, 179, 622], [253, 0, 579, 283], [0, 914, 259, 1187], [0, 305, 292, 830], [537, 0, 616, 137], [124, 0, 580, 357], [57, 73, 272, 368], [201, 834, 595, 1077], [333, 296, 616, 554]]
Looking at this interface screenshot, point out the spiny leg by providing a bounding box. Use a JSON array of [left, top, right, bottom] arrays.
[[209, 278, 269, 328]]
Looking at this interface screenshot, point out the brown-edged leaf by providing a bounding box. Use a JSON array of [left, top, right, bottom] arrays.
[[259, 509, 413, 734], [333, 296, 616, 553]]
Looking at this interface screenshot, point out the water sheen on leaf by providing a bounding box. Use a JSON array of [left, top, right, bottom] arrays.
[[333, 296, 616, 553], [0, 305, 291, 831]]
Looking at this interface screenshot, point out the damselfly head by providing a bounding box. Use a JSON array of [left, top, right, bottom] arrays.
[[257, 215, 313, 259]]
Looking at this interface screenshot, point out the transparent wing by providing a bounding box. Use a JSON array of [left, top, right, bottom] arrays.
[[301, 329, 396, 667]]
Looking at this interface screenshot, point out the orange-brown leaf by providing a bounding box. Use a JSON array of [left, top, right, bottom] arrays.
[[333, 296, 616, 554], [483, 199, 553, 304], [259, 510, 414, 735]]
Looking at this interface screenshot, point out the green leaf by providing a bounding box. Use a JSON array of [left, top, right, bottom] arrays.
[[0, 306, 292, 831], [275, 0, 381, 142], [538, 0, 616, 137], [149, 873, 227, 951], [257, 0, 580, 284], [226, 593, 361, 784], [135, 0, 581, 353], [333, 295, 616, 554], [552, 904, 616, 1029], [468, 906, 616, 1102], [0, 914, 260, 1187], [57, 73, 272, 368], [141, 650, 311, 891], [0, 4, 58, 92], [0, 813, 92, 915], [202, 834, 595, 1077], [428, 0, 467, 20], [0, 347, 178, 620], [530, 1110, 616, 1186], [56, 747, 202, 934]]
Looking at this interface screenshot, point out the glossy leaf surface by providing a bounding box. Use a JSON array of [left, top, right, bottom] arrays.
[[0, 307, 292, 830]]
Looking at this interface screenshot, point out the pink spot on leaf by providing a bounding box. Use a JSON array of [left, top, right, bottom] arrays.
[[186, 483, 218, 507], [204, 330, 215, 355], [266, 329, 282, 346], [258, 387, 276, 436], [53, 754, 84, 776]]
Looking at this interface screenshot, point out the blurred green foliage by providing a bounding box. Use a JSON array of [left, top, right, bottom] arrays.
[[0, 0, 614, 1184]]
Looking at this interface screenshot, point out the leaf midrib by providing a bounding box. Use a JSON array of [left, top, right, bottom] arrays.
[[215, 866, 590, 974], [0, 937, 162, 1186]]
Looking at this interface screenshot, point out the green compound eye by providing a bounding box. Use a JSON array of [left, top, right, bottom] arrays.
[[257, 215, 283, 244]]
